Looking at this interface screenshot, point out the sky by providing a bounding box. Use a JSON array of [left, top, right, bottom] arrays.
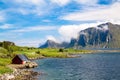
[[0, 0, 120, 47]]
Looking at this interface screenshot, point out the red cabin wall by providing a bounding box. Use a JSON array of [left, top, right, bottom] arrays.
[[12, 56, 23, 64]]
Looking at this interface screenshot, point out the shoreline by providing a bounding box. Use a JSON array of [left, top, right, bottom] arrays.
[[0, 50, 120, 80], [0, 64, 40, 80], [29, 50, 120, 59]]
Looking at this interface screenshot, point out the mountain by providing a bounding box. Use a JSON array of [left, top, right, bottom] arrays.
[[39, 40, 69, 48], [106, 22, 120, 48], [69, 22, 120, 48], [39, 40, 59, 48], [39, 22, 120, 48]]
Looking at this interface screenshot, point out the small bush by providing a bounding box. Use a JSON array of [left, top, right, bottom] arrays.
[[35, 51, 41, 54], [59, 48, 64, 52]]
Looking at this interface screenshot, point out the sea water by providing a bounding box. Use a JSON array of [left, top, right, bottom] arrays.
[[34, 52, 120, 80]]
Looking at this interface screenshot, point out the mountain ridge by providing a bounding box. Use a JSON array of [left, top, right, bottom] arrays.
[[39, 22, 120, 49]]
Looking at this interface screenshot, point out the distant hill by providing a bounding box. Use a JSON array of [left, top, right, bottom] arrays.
[[0, 41, 16, 57], [0, 41, 21, 53], [39, 40, 69, 48], [0, 41, 15, 49], [39, 22, 120, 49]]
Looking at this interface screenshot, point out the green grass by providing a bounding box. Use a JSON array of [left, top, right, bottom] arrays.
[[0, 47, 9, 58], [0, 58, 12, 74], [13, 48, 92, 58], [0, 58, 11, 65], [0, 66, 12, 74], [41, 52, 68, 58], [0, 46, 92, 74], [39, 48, 68, 58], [14, 48, 68, 58]]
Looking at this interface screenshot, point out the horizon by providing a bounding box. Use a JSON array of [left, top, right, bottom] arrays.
[[0, 0, 120, 47]]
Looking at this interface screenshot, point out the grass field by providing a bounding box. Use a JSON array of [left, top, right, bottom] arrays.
[[0, 47, 92, 74], [13, 48, 92, 58], [0, 58, 12, 74]]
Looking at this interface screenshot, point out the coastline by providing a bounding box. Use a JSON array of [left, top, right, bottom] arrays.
[[0, 50, 120, 80], [0, 64, 40, 80]]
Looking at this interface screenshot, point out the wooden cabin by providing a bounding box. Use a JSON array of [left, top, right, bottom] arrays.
[[12, 54, 29, 64]]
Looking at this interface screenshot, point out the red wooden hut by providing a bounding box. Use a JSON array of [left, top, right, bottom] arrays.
[[12, 54, 29, 64]]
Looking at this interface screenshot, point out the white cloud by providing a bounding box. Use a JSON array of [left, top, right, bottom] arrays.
[[2, 0, 48, 16], [50, 0, 98, 6], [58, 22, 108, 41], [0, 16, 4, 22], [15, 39, 43, 47], [16, 8, 31, 15], [0, 11, 5, 22], [0, 24, 13, 29], [42, 19, 51, 22], [0, 38, 41, 47], [11, 36, 59, 47], [74, 0, 98, 5], [46, 35, 58, 42], [0, 33, 23, 44], [12, 26, 57, 32], [110, 20, 120, 24], [51, 0, 70, 6], [61, 2, 120, 21], [13, 0, 46, 6]]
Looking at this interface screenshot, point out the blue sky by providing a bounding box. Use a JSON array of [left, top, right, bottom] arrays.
[[0, 0, 120, 47]]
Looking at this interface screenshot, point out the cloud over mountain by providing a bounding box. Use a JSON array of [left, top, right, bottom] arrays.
[[40, 22, 120, 48], [58, 22, 110, 41]]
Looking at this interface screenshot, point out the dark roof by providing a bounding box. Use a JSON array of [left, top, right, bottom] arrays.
[[17, 54, 29, 61]]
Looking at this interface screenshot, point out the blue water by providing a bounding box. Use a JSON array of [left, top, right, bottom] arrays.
[[34, 52, 120, 80]]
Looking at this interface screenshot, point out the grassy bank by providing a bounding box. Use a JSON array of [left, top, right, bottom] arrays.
[[14, 48, 92, 58], [0, 47, 92, 74], [0, 58, 12, 74]]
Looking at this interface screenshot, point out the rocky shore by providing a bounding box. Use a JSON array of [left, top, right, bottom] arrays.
[[0, 69, 40, 80], [0, 62, 40, 80]]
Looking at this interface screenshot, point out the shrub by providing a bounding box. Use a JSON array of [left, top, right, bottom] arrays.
[[35, 51, 41, 54], [59, 48, 64, 52]]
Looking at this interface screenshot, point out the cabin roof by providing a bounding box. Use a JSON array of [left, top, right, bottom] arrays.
[[17, 54, 29, 61]]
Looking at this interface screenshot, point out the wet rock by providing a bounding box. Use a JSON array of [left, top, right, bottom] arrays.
[[25, 62, 38, 68]]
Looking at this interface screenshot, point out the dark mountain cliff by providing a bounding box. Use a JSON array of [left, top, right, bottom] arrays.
[[70, 23, 112, 48], [39, 22, 120, 48]]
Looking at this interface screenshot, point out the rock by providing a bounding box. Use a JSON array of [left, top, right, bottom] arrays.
[[25, 62, 38, 68], [13, 69, 40, 80], [0, 63, 39, 80], [32, 62, 38, 67], [0, 74, 14, 80]]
